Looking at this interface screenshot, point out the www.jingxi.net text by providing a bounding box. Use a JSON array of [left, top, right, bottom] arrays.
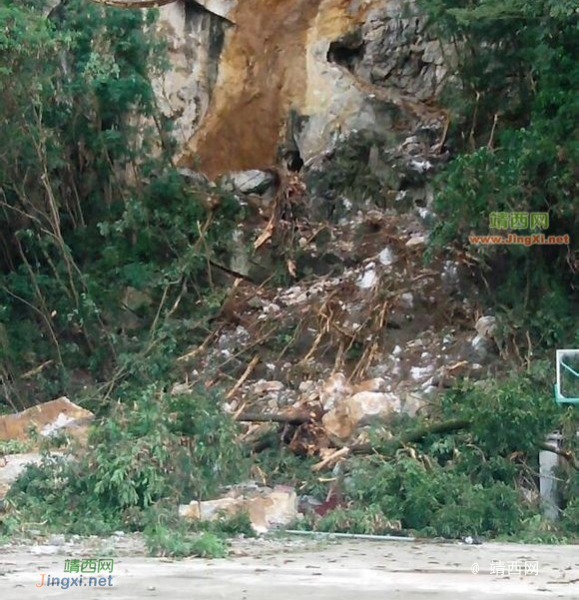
[[36, 574, 113, 589]]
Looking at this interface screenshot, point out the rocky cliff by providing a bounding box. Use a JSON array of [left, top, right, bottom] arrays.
[[153, 0, 449, 178]]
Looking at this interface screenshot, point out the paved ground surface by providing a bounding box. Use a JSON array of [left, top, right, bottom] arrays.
[[1, 538, 578, 599]]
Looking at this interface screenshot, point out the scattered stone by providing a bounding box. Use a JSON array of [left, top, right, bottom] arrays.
[[177, 167, 209, 186], [475, 315, 497, 340], [442, 261, 460, 286], [378, 247, 395, 267], [222, 170, 278, 195], [410, 365, 434, 381], [347, 391, 402, 427], [30, 545, 61, 555], [179, 485, 297, 534], [409, 158, 432, 173], [351, 377, 388, 394], [399, 292, 414, 309], [357, 262, 378, 289], [405, 235, 426, 249], [321, 403, 354, 441], [252, 380, 285, 395], [471, 334, 493, 361], [322, 391, 401, 441], [320, 373, 353, 410]]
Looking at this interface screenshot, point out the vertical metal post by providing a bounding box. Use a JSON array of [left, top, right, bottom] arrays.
[[539, 433, 562, 520]]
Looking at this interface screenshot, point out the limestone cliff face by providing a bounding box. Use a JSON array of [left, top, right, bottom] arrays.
[[154, 0, 448, 179]]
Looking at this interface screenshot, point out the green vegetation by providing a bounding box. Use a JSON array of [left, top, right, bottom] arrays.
[[4, 386, 247, 534], [424, 0, 578, 349], [0, 0, 577, 552], [0, 0, 239, 410], [300, 371, 579, 541], [0, 0, 247, 556], [143, 503, 254, 557]]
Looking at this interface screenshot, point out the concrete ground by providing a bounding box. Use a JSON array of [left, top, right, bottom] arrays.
[[1, 538, 578, 599]]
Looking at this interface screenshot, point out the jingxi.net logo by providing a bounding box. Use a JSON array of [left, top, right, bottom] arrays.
[[36, 558, 114, 589]]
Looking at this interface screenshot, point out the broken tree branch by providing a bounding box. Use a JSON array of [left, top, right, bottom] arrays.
[[235, 410, 314, 426], [311, 447, 350, 472], [349, 418, 471, 454], [538, 442, 579, 471], [237, 407, 579, 473]]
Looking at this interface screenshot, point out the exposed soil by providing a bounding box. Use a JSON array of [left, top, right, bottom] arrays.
[[183, 0, 323, 178]]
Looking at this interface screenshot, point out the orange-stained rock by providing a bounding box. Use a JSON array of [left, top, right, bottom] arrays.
[[0, 397, 93, 444], [323, 390, 401, 441], [179, 0, 372, 178]]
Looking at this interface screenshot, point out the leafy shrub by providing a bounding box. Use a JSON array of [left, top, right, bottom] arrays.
[[439, 370, 558, 455], [144, 527, 228, 559], [342, 454, 526, 538], [560, 497, 579, 540], [304, 505, 401, 536], [5, 385, 248, 535], [423, 0, 578, 349], [0, 0, 240, 408]]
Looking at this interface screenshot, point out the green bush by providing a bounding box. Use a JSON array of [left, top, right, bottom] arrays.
[[5, 385, 248, 535], [439, 370, 558, 456], [341, 454, 526, 537], [423, 0, 578, 349], [0, 0, 240, 408]]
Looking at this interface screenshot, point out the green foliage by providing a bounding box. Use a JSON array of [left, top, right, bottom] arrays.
[[512, 514, 569, 544], [302, 505, 401, 536], [141, 501, 253, 557], [560, 496, 579, 538], [335, 453, 527, 538], [424, 0, 578, 349], [302, 369, 573, 540], [4, 386, 248, 536], [0, 439, 33, 455], [439, 371, 558, 455], [144, 525, 228, 559], [0, 0, 240, 407]]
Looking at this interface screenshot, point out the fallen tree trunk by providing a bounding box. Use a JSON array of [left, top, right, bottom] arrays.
[[235, 410, 313, 426], [348, 418, 471, 454], [238, 410, 579, 471]]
